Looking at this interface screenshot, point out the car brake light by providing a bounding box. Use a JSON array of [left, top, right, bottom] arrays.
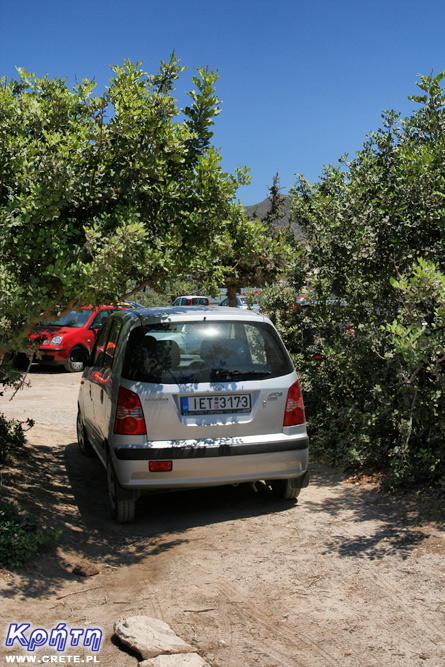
[[114, 387, 147, 435], [283, 380, 306, 426]]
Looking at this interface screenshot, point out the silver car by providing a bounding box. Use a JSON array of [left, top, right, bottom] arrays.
[[219, 295, 261, 312], [76, 307, 309, 522]]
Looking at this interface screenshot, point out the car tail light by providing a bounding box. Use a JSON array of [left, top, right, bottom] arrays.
[[114, 387, 147, 435], [283, 380, 306, 426]]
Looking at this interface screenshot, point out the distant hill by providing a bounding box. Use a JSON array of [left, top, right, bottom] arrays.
[[244, 195, 305, 240]]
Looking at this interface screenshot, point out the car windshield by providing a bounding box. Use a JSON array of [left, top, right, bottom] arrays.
[[122, 320, 293, 384], [43, 309, 94, 328]]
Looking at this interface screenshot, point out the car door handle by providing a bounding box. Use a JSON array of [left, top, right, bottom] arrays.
[[100, 389, 104, 404]]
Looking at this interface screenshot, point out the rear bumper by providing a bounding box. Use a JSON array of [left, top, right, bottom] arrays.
[[115, 436, 309, 460], [111, 433, 309, 490]]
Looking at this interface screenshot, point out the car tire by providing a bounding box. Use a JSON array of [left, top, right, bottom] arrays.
[[269, 479, 301, 500], [64, 347, 88, 373], [76, 409, 96, 457], [106, 457, 135, 524]]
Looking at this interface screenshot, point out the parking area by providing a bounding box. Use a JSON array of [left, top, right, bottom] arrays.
[[0, 369, 444, 666]]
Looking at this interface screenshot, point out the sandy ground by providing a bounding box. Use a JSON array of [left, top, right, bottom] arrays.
[[0, 367, 444, 666]]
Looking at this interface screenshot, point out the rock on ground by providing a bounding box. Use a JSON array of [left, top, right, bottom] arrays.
[[114, 616, 196, 660], [140, 653, 210, 666]]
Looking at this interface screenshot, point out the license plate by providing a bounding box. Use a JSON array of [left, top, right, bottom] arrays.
[[181, 394, 251, 415]]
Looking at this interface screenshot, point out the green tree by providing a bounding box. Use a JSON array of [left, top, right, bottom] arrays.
[[284, 71, 445, 487], [211, 204, 293, 306], [0, 57, 291, 367], [263, 172, 286, 228], [213, 172, 293, 307]]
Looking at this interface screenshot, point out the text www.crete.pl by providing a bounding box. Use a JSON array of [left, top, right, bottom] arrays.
[[5, 657, 100, 664]]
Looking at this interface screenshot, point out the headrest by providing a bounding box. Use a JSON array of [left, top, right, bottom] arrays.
[[200, 338, 247, 365], [155, 339, 180, 370]]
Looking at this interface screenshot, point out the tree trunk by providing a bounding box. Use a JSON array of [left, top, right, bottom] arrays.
[[226, 283, 238, 307]]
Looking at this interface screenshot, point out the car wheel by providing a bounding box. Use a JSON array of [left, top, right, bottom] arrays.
[[76, 409, 96, 457], [269, 479, 301, 500], [106, 457, 135, 524], [64, 347, 88, 373]]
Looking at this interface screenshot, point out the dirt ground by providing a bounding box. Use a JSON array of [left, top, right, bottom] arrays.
[[0, 367, 444, 666]]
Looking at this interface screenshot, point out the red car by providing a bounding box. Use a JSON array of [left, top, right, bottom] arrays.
[[25, 302, 141, 372]]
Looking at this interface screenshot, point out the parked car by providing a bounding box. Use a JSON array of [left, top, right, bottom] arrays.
[[76, 306, 309, 522], [23, 302, 142, 373], [292, 296, 313, 309], [219, 295, 261, 313], [172, 295, 211, 306]]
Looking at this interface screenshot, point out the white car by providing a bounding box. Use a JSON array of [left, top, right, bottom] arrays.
[[219, 295, 261, 312], [172, 295, 211, 306], [76, 306, 309, 522]]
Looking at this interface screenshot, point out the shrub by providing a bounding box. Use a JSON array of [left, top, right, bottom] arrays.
[[263, 270, 445, 489], [0, 502, 61, 568], [0, 409, 34, 462], [281, 72, 445, 489]]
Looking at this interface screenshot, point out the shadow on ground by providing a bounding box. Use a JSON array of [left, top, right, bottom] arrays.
[[1, 440, 299, 598], [1, 440, 444, 599], [307, 464, 444, 561]]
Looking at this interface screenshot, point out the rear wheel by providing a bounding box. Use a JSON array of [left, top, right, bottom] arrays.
[[269, 479, 301, 500], [64, 347, 88, 373], [106, 457, 135, 523], [76, 409, 96, 457]]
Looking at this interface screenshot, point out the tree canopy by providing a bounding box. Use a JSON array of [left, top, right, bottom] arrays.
[[267, 71, 445, 488], [0, 56, 290, 363]]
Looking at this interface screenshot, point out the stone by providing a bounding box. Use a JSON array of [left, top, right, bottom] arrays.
[[72, 562, 100, 577], [139, 653, 210, 666], [114, 616, 196, 660]]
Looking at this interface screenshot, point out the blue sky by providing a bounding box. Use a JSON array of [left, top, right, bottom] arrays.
[[1, 0, 445, 205]]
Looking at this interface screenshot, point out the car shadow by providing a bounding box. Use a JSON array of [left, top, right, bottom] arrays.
[[64, 441, 297, 539], [0, 440, 300, 599], [26, 365, 69, 375]]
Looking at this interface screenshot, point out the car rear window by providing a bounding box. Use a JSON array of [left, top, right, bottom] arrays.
[[121, 320, 293, 384]]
